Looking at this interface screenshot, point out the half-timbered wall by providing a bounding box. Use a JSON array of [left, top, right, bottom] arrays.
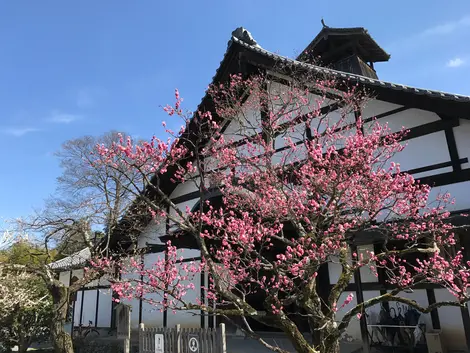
[[57, 81, 470, 349], [57, 269, 113, 329]]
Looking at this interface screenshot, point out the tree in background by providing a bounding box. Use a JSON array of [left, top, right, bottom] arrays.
[[93, 71, 470, 353], [13, 131, 144, 353], [0, 240, 53, 353]]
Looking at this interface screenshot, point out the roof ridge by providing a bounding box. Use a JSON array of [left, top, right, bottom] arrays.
[[231, 36, 470, 101]]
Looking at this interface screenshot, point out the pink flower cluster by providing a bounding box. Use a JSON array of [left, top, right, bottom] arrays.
[[91, 73, 469, 323]]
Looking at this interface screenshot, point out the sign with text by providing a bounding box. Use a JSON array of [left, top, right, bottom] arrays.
[[155, 333, 164, 353], [188, 334, 199, 353]]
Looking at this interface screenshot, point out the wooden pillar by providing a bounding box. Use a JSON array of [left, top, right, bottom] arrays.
[[68, 270, 74, 334], [219, 323, 227, 353], [94, 289, 100, 327], [200, 271, 205, 328], [71, 298, 76, 334], [426, 289, 441, 330], [351, 244, 371, 353], [176, 324, 182, 353], [139, 254, 144, 324], [79, 289, 85, 326], [460, 305, 470, 352]]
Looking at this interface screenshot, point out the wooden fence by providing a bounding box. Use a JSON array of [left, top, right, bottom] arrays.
[[139, 323, 226, 353]]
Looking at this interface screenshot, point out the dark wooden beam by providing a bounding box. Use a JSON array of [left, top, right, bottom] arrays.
[[95, 289, 100, 327], [405, 158, 467, 176], [79, 289, 85, 326], [71, 297, 76, 330], [237, 45, 470, 117], [363, 106, 409, 123], [426, 289, 441, 330], [462, 305, 470, 352], [200, 271, 205, 328], [443, 119, 462, 172], [350, 244, 371, 353], [418, 168, 470, 188], [139, 254, 144, 324], [68, 270, 74, 333], [401, 118, 459, 142]]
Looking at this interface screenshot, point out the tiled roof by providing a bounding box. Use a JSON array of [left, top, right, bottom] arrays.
[[229, 34, 470, 103], [48, 247, 91, 271], [297, 26, 391, 62]]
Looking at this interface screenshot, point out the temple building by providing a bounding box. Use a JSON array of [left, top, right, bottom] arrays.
[[53, 22, 470, 353]]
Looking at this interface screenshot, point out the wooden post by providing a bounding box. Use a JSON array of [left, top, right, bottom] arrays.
[[176, 324, 181, 353], [123, 337, 130, 353], [139, 323, 145, 353], [219, 323, 226, 353], [123, 305, 131, 353], [351, 244, 371, 353]]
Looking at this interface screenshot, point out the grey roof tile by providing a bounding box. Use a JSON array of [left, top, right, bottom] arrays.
[[229, 35, 470, 103], [49, 247, 91, 271]]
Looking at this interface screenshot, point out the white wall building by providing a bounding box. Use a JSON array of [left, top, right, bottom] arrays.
[[53, 24, 470, 352]]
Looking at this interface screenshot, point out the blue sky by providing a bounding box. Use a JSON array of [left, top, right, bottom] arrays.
[[1, 1, 470, 225]]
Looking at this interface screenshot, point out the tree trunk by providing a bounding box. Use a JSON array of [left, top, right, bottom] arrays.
[[318, 329, 340, 353], [318, 338, 340, 353], [50, 285, 74, 353], [17, 336, 30, 353]]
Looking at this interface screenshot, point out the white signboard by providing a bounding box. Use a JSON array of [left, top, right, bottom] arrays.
[[155, 334, 164, 353], [188, 335, 199, 353]]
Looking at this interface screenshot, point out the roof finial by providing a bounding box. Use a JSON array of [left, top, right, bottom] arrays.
[[231, 27, 259, 47], [321, 18, 328, 28]]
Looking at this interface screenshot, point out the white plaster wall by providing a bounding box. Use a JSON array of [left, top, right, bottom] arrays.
[[59, 271, 70, 286], [98, 274, 111, 287], [169, 199, 199, 229], [72, 269, 84, 280], [85, 277, 99, 288], [170, 178, 201, 200], [273, 122, 307, 150], [120, 257, 143, 329], [364, 106, 439, 134], [174, 248, 201, 260], [118, 297, 140, 329], [166, 260, 202, 328], [97, 289, 112, 327], [73, 291, 83, 326], [267, 80, 333, 122], [81, 289, 98, 326], [435, 288, 466, 351], [329, 246, 377, 285], [223, 94, 261, 142], [361, 99, 403, 120], [364, 290, 383, 326], [314, 109, 356, 134], [328, 251, 353, 285], [138, 219, 166, 249], [454, 119, 470, 169], [428, 180, 470, 212], [358, 245, 378, 283], [388, 132, 449, 173], [412, 166, 453, 179], [141, 252, 165, 327]]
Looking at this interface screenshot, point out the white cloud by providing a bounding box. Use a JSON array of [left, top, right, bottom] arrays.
[[447, 57, 465, 68], [386, 15, 470, 53], [421, 15, 470, 37], [1, 127, 40, 137], [46, 112, 81, 124], [75, 87, 106, 108]]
